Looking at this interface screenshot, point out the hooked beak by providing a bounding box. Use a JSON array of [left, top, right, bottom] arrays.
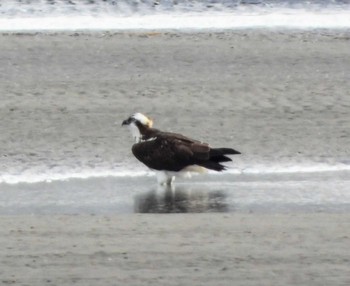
[[122, 118, 132, 126]]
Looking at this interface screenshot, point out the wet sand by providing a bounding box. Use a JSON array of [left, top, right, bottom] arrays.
[[1, 213, 350, 286], [1, 30, 350, 285]]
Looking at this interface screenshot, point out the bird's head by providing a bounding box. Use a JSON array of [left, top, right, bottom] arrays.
[[122, 113, 153, 142], [122, 113, 153, 128]]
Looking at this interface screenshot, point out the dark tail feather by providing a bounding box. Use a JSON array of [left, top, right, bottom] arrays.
[[198, 161, 226, 172], [209, 148, 241, 161], [210, 155, 232, 163], [197, 147, 241, 172], [211, 147, 241, 155]]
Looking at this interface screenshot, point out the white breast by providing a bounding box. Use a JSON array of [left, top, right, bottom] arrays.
[[128, 123, 141, 143]]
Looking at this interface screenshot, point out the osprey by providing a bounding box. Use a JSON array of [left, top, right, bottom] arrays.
[[122, 113, 240, 185]]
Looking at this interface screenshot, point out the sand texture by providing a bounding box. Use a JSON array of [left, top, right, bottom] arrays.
[[0, 31, 350, 175], [1, 213, 350, 286], [1, 30, 350, 285]]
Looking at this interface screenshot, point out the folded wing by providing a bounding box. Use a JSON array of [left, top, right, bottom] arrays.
[[132, 131, 240, 172]]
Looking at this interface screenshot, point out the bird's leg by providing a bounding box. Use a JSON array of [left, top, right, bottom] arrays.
[[156, 171, 175, 185], [165, 175, 175, 185]]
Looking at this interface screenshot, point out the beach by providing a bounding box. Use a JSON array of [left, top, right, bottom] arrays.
[[1, 213, 350, 286], [1, 30, 350, 178], [1, 30, 350, 285]]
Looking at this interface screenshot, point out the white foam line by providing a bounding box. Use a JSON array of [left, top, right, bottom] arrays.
[[0, 170, 152, 185], [1, 163, 349, 185], [0, 11, 350, 31], [225, 164, 350, 175]]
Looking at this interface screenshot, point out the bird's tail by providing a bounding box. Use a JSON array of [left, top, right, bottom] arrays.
[[209, 147, 241, 162], [198, 147, 241, 172]]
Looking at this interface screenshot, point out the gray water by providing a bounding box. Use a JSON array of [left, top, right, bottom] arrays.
[[1, 172, 349, 215]]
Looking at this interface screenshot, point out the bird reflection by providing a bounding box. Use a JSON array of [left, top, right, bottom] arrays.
[[134, 184, 229, 213]]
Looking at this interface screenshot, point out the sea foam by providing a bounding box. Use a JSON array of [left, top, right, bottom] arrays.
[[1, 11, 350, 32], [0, 0, 350, 31], [1, 163, 349, 185]]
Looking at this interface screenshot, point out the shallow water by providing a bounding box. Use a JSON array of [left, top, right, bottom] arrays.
[[1, 172, 349, 215]]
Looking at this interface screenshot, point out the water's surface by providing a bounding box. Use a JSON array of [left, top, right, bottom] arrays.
[[1, 0, 350, 30], [1, 172, 349, 215], [1, 1, 349, 16]]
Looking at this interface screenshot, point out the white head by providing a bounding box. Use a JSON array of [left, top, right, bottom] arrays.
[[122, 113, 153, 142]]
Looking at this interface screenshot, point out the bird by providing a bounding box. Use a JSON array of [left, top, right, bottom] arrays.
[[122, 113, 240, 185]]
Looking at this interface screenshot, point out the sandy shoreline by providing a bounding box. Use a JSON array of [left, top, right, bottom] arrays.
[[1, 30, 350, 285], [1, 30, 350, 178], [1, 213, 349, 286]]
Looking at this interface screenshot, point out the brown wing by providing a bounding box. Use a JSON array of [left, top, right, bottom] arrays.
[[160, 131, 203, 144], [131, 132, 211, 172]]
